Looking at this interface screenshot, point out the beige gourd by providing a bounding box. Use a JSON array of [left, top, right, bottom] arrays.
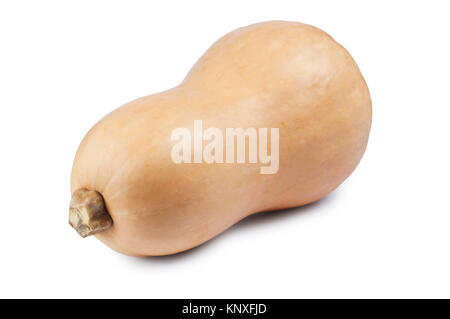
[[69, 21, 372, 256]]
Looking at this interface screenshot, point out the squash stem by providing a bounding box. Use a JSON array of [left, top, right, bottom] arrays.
[[69, 188, 113, 237]]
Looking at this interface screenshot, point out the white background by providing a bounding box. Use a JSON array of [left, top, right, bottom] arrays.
[[1, 0, 449, 298]]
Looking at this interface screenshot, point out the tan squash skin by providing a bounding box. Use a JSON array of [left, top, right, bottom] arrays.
[[70, 21, 371, 256]]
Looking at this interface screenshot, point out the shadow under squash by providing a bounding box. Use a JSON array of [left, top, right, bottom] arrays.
[[129, 189, 340, 264]]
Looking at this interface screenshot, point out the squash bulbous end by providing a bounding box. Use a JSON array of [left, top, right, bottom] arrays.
[[69, 188, 113, 238]]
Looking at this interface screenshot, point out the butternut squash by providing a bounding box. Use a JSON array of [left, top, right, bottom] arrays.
[[69, 21, 372, 256]]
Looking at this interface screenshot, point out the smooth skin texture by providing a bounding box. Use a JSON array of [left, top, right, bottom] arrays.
[[70, 21, 372, 256]]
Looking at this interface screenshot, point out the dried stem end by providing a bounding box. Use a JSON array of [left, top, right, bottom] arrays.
[[69, 188, 113, 238]]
